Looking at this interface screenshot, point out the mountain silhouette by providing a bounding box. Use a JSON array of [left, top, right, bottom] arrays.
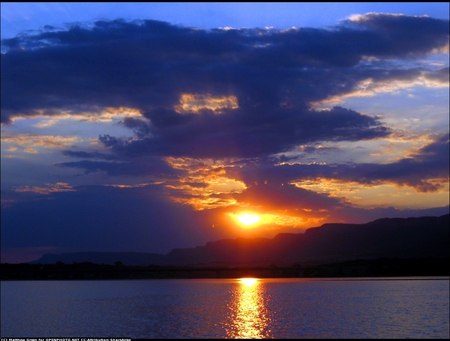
[[30, 214, 449, 266]]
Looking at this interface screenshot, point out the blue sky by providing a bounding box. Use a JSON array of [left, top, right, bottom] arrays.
[[2, 2, 449, 39], [1, 2, 449, 263]]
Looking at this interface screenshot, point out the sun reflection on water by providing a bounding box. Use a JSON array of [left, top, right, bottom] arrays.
[[226, 278, 271, 339]]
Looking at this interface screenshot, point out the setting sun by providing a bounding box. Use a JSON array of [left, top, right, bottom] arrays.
[[237, 213, 260, 226]]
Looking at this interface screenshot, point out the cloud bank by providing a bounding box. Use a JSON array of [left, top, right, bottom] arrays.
[[1, 13, 448, 261]]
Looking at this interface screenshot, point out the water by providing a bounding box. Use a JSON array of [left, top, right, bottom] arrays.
[[1, 277, 449, 338]]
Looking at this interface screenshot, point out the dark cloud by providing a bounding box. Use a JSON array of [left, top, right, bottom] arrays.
[[342, 13, 449, 58], [101, 106, 390, 159], [121, 117, 153, 138], [1, 14, 448, 262], [1, 184, 210, 254], [227, 134, 449, 192], [2, 15, 447, 155], [415, 134, 450, 161], [56, 157, 184, 178], [232, 182, 346, 212], [423, 67, 449, 84], [62, 150, 117, 160]]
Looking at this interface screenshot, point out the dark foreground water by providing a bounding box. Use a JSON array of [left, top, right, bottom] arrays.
[[1, 277, 449, 338]]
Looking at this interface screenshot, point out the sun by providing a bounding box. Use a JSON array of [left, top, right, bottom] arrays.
[[237, 213, 260, 226]]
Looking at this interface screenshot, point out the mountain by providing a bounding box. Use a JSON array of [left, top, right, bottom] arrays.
[[30, 214, 449, 266], [30, 252, 165, 266]]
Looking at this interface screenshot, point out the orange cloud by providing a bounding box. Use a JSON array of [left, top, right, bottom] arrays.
[[23, 148, 38, 154], [312, 70, 449, 108], [175, 93, 238, 114], [164, 157, 246, 210], [6, 106, 143, 127], [1, 133, 79, 149], [14, 182, 76, 195]]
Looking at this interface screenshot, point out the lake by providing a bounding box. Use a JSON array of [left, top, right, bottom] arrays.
[[1, 277, 449, 338]]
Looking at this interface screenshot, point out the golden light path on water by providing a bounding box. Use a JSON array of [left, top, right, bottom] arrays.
[[226, 278, 271, 338]]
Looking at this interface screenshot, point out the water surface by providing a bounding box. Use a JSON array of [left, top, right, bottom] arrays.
[[1, 277, 449, 338]]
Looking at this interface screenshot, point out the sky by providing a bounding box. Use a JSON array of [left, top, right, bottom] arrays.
[[1, 2, 449, 263]]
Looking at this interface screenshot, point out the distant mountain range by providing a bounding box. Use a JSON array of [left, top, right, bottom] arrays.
[[30, 214, 449, 266]]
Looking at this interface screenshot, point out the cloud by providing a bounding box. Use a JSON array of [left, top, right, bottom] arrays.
[[1, 184, 211, 254], [1, 14, 448, 260], [315, 67, 449, 106], [1, 133, 79, 149], [2, 14, 447, 116], [14, 182, 76, 195], [345, 13, 449, 58], [7, 107, 142, 127], [104, 106, 390, 159], [421, 67, 449, 86], [232, 181, 346, 213], [55, 156, 184, 178], [2, 14, 447, 161], [61, 150, 117, 160], [227, 133, 449, 192]]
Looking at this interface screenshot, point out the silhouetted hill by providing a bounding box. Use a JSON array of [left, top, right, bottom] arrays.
[[30, 252, 165, 266], [29, 214, 449, 266]]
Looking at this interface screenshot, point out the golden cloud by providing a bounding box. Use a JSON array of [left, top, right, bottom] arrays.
[[8, 107, 143, 126], [312, 71, 449, 107], [164, 156, 246, 210], [2, 133, 79, 149], [175, 94, 238, 114], [14, 182, 76, 195]]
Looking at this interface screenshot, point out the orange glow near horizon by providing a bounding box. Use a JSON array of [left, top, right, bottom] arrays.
[[293, 178, 449, 209]]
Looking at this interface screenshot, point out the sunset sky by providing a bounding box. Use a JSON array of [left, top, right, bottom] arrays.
[[1, 2, 449, 263]]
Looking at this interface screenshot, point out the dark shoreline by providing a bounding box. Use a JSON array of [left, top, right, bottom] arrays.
[[1, 257, 448, 280]]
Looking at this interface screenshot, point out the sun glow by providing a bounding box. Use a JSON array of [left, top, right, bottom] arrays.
[[237, 213, 260, 226]]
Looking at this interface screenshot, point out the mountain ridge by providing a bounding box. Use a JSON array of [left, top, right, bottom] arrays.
[[29, 214, 449, 266]]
